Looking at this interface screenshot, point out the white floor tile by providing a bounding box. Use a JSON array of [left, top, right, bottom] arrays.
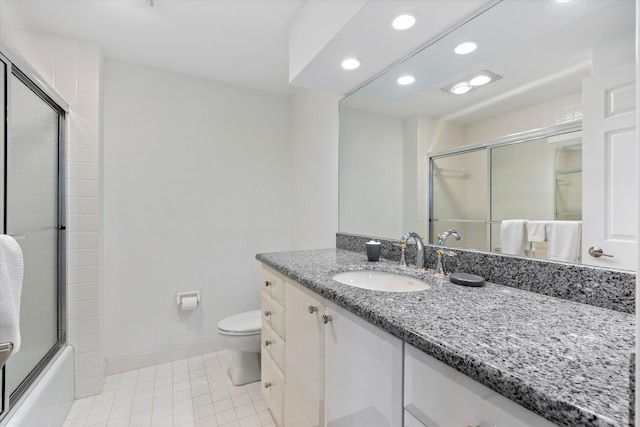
[[63, 351, 268, 427]]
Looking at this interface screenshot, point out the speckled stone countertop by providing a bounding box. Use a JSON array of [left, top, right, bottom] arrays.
[[256, 248, 634, 427]]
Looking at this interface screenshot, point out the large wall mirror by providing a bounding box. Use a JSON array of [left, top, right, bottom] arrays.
[[339, 0, 637, 271]]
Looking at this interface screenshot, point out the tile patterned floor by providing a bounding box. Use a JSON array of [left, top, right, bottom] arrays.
[[63, 350, 275, 427]]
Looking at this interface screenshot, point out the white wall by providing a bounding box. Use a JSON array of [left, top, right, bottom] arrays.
[[103, 61, 294, 363], [291, 88, 341, 250]]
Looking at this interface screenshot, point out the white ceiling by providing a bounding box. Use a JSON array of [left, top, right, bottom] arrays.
[[0, 0, 306, 94], [0, 0, 492, 96]]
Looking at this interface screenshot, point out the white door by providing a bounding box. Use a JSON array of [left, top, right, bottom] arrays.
[[324, 301, 403, 427], [582, 61, 637, 270]]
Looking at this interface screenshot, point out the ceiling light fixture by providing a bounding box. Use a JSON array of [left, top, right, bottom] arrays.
[[341, 58, 361, 70], [397, 75, 416, 85], [469, 74, 492, 86], [392, 14, 417, 30], [442, 70, 502, 95], [454, 41, 477, 55], [451, 84, 472, 95]]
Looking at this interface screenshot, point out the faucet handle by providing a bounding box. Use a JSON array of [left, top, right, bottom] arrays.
[[399, 242, 407, 267]]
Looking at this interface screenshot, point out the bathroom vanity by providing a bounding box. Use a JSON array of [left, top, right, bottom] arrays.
[[257, 247, 634, 427]]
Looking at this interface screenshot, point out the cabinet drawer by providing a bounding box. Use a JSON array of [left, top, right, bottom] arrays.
[[269, 328, 285, 371], [261, 293, 285, 339], [404, 345, 557, 427], [261, 349, 284, 427], [262, 266, 285, 305], [261, 322, 285, 372]]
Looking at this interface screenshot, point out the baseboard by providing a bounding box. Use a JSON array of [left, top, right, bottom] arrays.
[[104, 339, 219, 375]]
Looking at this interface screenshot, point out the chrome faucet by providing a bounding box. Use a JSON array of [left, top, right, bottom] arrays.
[[437, 229, 462, 246], [399, 232, 425, 270]]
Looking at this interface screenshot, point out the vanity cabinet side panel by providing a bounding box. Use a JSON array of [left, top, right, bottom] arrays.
[[261, 265, 286, 426], [284, 279, 325, 427], [404, 344, 557, 427], [324, 301, 403, 427]]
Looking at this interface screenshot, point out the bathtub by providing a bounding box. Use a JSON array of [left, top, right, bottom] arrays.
[[1, 346, 74, 427]]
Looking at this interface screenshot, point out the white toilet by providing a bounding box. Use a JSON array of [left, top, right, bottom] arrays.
[[216, 310, 262, 385]]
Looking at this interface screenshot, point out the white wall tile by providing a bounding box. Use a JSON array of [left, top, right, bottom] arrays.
[[77, 92, 99, 113], [77, 232, 100, 248], [77, 316, 100, 336]]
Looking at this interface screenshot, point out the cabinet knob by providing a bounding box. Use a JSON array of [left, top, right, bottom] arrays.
[[264, 310, 271, 317], [308, 305, 318, 314], [264, 340, 272, 347], [264, 280, 271, 287], [264, 381, 272, 389], [322, 314, 332, 324]]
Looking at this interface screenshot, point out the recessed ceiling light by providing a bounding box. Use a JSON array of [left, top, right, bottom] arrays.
[[441, 70, 502, 95], [341, 58, 361, 70], [392, 14, 417, 30], [451, 84, 472, 95], [555, 0, 572, 3], [469, 74, 492, 86], [397, 75, 416, 85], [454, 42, 477, 55]]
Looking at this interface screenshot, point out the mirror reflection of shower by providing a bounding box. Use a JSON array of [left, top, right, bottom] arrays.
[[429, 128, 582, 259]]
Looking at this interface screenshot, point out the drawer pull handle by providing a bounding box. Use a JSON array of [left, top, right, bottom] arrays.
[[264, 381, 272, 389], [264, 340, 272, 347], [322, 314, 332, 324], [264, 280, 272, 287], [308, 305, 317, 314], [264, 310, 271, 317]]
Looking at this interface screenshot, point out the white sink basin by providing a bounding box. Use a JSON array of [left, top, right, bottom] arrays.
[[332, 270, 431, 292]]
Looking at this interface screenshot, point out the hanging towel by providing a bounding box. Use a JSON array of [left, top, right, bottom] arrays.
[[0, 235, 24, 353], [546, 221, 581, 263], [527, 221, 547, 243], [500, 220, 528, 256]]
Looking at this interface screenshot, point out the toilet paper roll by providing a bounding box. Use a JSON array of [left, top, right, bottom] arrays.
[[180, 296, 198, 311]]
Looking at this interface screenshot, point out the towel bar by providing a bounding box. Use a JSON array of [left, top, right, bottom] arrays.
[[0, 343, 13, 370]]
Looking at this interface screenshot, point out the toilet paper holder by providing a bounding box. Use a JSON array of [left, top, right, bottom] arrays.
[[176, 291, 200, 311]]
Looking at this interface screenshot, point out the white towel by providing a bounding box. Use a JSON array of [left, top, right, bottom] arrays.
[[500, 220, 528, 256], [0, 235, 24, 353], [545, 221, 581, 263], [527, 221, 547, 243]]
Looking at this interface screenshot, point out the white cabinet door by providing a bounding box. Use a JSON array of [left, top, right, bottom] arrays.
[[583, 61, 637, 270], [261, 346, 285, 427], [404, 345, 557, 427], [285, 280, 325, 427], [324, 301, 403, 427]]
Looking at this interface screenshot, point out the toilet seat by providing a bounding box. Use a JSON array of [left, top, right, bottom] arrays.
[[217, 310, 261, 336]]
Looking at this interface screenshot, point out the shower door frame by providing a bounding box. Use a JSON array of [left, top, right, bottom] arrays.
[[0, 39, 68, 420]]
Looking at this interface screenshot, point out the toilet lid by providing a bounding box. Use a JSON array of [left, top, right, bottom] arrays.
[[217, 310, 261, 333]]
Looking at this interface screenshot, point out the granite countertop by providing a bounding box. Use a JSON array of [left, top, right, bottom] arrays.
[[256, 248, 635, 427]]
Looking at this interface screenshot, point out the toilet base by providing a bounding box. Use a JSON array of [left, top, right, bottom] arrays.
[[228, 350, 260, 385]]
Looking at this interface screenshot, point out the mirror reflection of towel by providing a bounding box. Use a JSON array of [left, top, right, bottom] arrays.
[[546, 221, 581, 263], [527, 221, 547, 242], [500, 220, 528, 256]]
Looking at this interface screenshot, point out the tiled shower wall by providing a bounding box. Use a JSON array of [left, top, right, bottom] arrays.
[[0, 27, 103, 398]]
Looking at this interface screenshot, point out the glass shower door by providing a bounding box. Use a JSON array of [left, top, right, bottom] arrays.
[[4, 71, 62, 399]]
